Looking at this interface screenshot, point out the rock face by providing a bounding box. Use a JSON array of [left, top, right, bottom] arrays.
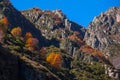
[[21, 8, 85, 40], [84, 7, 120, 50], [84, 7, 120, 55], [21, 8, 85, 55], [84, 7, 120, 76]]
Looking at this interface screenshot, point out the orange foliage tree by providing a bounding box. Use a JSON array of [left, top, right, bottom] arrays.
[[80, 44, 105, 58], [46, 52, 62, 69], [80, 44, 112, 66], [11, 27, 22, 37], [0, 16, 9, 33], [3, 16, 9, 26], [24, 32, 33, 41], [25, 38, 39, 51], [0, 16, 9, 43], [68, 32, 84, 45]]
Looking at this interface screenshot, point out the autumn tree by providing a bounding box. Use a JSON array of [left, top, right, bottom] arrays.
[[0, 16, 9, 33], [46, 53, 56, 63], [46, 52, 62, 69], [3, 16, 9, 27], [11, 27, 22, 37], [25, 38, 39, 51], [80, 44, 112, 66], [0, 16, 9, 43], [24, 32, 33, 41], [68, 32, 85, 45]]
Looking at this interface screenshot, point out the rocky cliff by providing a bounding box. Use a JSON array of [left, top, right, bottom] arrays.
[[84, 7, 120, 70], [21, 8, 85, 55], [84, 7, 120, 50]]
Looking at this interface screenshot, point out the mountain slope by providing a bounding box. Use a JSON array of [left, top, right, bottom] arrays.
[[0, 0, 43, 45], [0, 0, 119, 80], [21, 8, 85, 54]]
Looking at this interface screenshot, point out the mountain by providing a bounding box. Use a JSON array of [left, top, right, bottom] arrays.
[[21, 8, 85, 47], [0, 0, 120, 80], [21, 7, 87, 56], [84, 7, 120, 70], [84, 7, 120, 50]]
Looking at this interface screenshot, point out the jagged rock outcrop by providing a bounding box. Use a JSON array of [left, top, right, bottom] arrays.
[[84, 7, 120, 78], [21, 8, 85, 40], [84, 7, 120, 50], [21, 8, 85, 55]]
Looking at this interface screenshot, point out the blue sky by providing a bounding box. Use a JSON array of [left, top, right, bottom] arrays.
[[10, 0, 120, 27]]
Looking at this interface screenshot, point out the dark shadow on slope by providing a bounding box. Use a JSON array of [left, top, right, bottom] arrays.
[[0, 44, 24, 80]]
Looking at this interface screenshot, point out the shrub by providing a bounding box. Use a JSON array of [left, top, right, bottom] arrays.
[[24, 32, 33, 41], [25, 38, 39, 51], [0, 16, 9, 33], [46, 52, 62, 69], [11, 27, 22, 37]]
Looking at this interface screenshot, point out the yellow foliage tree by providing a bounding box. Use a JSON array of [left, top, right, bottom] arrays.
[[46, 53, 56, 63], [11, 27, 22, 37], [24, 32, 33, 41], [46, 52, 62, 69]]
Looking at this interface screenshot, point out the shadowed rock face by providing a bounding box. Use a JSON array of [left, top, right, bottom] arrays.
[[0, 44, 21, 80], [0, 44, 60, 80]]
